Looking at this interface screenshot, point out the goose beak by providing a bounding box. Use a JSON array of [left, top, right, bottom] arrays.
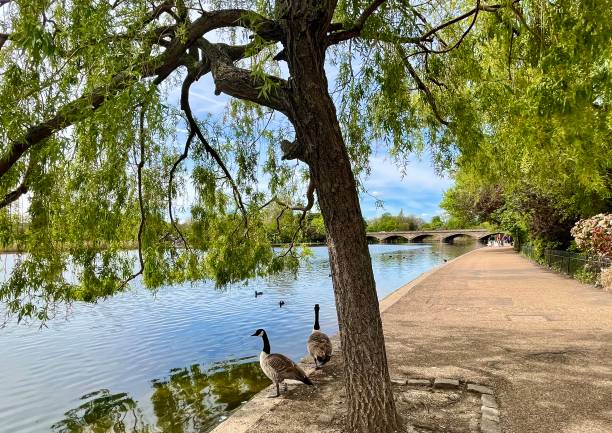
[[250, 332, 258, 337]]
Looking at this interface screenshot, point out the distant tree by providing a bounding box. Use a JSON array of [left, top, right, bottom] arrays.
[[429, 215, 444, 230], [367, 211, 424, 232]]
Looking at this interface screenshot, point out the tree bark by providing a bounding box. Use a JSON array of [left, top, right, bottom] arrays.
[[281, 2, 401, 432]]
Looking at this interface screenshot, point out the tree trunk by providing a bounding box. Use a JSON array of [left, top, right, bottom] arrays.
[[281, 3, 401, 432], [311, 121, 401, 433]]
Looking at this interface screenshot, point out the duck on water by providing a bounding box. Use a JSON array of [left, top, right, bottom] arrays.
[[251, 328, 312, 397]]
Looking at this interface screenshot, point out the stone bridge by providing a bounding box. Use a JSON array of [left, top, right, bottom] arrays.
[[366, 229, 502, 243]]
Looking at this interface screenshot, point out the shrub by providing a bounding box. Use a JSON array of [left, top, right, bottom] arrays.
[[600, 267, 612, 292], [575, 267, 597, 284], [571, 213, 612, 259]]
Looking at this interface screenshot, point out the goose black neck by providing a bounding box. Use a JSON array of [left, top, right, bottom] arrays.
[[261, 332, 271, 354], [314, 308, 320, 331]]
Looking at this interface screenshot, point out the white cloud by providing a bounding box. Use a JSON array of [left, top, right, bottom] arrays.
[[359, 155, 453, 220], [364, 155, 452, 193]]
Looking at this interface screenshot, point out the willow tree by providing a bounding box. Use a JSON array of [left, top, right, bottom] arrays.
[[439, 0, 612, 248], [0, 1, 529, 431]]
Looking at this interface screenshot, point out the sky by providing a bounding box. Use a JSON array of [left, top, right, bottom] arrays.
[[360, 155, 452, 220], [167, 59, 454, 222]]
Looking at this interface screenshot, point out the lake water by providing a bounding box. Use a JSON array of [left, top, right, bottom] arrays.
[[0, 242, 477, 433]]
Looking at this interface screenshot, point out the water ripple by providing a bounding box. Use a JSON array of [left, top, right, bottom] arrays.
[[0, 243, 475, 433]]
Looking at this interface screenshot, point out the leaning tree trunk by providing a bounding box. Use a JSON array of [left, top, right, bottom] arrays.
[[280, 2, 401, 432]]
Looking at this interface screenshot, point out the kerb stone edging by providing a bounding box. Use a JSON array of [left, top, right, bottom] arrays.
[[396, 378, 502, 433], [211, 247, 485, 433]]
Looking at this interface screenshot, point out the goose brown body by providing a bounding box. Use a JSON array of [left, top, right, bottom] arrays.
[[307, 304, 332, 368], [251, 328, 312, 397], [259, 351, 311, 384]]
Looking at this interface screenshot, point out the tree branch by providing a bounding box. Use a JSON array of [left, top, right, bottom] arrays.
[[418, 1, 492, 42], [168, 128, 194, 251], [327, 0, 387, 45], [0, 181, 27, 209], [136, 108, 146, 274], [180, 70, 249, 225], [0, 160, 33, 209], [406, 4, 448, 47], [0, 33, 9, 50], [416, 0, 480, 55], [0, 7, 281, 182], [399, 46, 451, 126], [329, 2, 501, 48], [118, 107, 147, 290], [276, 176, 316, 258], [510, 2, 542, 42], [193, 9, 282, 42], [508, 27, 519, 82], [198, 38, 291, 115]]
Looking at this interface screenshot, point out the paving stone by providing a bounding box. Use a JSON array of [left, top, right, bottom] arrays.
[[482, 406, 500, 418], [407, 379, 432, 386], [480, 418, 501, 433], [433, 378, 460, 389], [468, 383, 494, 395], [482, 412, 500, 422], [317, 414, 334, 423], [391, 378, 407, 385], [481, 394, 498, 409]]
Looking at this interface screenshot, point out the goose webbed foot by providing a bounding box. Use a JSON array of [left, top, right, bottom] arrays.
[[268, 383, 281, 398]]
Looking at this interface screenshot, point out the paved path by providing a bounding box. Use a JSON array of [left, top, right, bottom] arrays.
[[214, 247, 612, 433], [383, 247, 612, 433]]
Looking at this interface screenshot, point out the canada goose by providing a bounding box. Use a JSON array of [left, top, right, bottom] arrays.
[[279, 300, 285, 307], [307, 304, 332, 369], [251, 328, 312, 397], [254, 290, 263, 297]]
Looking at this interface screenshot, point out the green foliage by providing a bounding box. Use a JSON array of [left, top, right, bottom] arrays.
[[574, 267, 598, 285], [437, 0, 612, 249], [366, 210, 424, 232], [422, 215, 444, 230], [1, 0, 610, 324], [0, 1, 310, 323]]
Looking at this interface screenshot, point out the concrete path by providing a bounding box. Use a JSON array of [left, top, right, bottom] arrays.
[[213, 247, 612, 433], [383, 247, 612, 433]]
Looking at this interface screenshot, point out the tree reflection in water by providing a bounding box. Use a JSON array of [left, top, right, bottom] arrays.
[[52, 359, 270, 433]]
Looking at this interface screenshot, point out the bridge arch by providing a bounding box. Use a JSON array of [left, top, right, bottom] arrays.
[[477, 232, 505, 243], [366, 234, 381, 243], [380, 234, 412, 243], [411, 234, 437, 243], [440, 232, 480, 243]]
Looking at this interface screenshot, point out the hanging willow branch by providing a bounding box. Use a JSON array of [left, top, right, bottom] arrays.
[[167, 129, 194, 251], [180, 70, 249, 226], [118, 106, 147, 290], [398, 46, 451, 126]]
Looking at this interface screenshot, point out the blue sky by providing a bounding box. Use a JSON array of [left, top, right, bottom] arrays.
[[170, 67, 453, 222], [360, 155, 452, 220]]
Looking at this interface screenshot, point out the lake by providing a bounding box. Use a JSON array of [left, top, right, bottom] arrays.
[[0, 242, 477, 433]]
